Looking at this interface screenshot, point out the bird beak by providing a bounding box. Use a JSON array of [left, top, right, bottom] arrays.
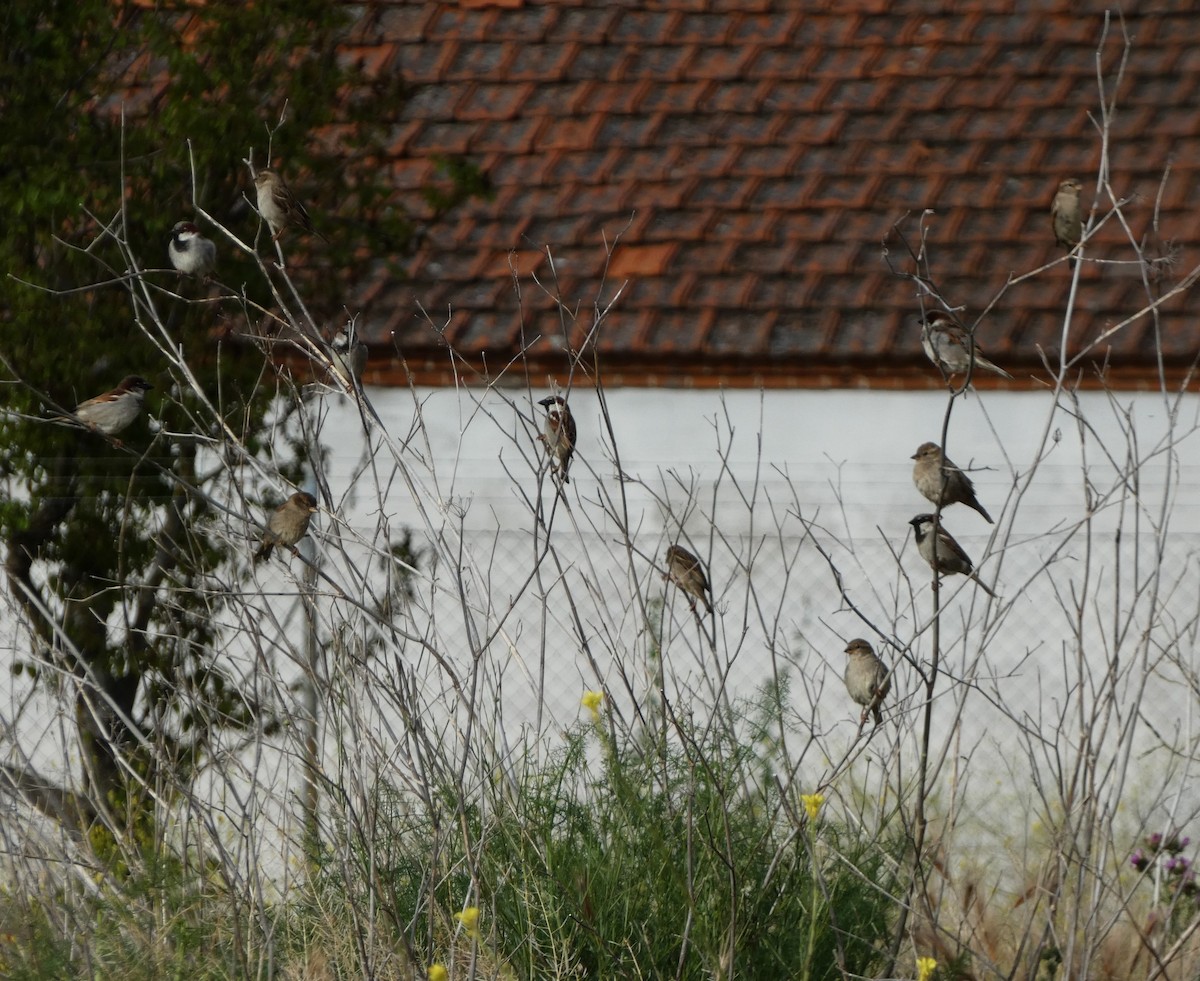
[[910, 452, 918, 460]]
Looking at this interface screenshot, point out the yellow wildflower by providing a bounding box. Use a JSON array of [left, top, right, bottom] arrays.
[[801, 793, 824, 821], [581, 690, 604, 721], [455, 906, 481, 939], [917, 955, 937, 981], [428, 965, 449, 981]]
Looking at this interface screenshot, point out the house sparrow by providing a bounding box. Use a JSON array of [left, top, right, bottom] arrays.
[[168, 220, 216, 278], [911, 442, 993, 524], [254, 491, 319, 562], [665, 543, 713, 614], [920, 313, 1012, 379], [537, 395, 576, 483], [71, 375, 153, 435], [843, 638, 890, 726], [908, 513, 996, 597], [253, 168, 323, 242], [1051, 178, 1083, 249], [331, 322, 367, 386]]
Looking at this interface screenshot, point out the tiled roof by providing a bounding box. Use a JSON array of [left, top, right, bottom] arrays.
[[345, 2, 1200, 388]]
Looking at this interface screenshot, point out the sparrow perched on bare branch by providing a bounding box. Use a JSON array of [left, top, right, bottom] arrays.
[[843, 638, 890, 726], [331, 322, 367, 386], [909, 513, 995, 597], [1051, 178, 1083, 249], [254, 168, 323, 242], [168, 221, 216, 278], [255, 492, 319, 562], [537, 395, 576, 483], [920, 313, 1012, 379], [70, 375, 153, 436], [911, 442, 993, 524], [665, 544, 713, 614]]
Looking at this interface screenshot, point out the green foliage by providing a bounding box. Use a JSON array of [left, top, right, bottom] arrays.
[[319, 701, 902, 980], [422, 154, 496, 217], [0, 850, 251, 981], [0, 0, 436, 816], [479, 731, 897, 978]]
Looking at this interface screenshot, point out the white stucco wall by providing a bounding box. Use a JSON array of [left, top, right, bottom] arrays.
[[5, 381, 1198, 881], [313, 383, 1200, 805]]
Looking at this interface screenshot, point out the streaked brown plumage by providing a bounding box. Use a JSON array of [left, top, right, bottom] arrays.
[[665, 544, 712, 614], [920, 313, 1012, 379], [538, 395, 576, 483], [909, 513, 995, 597], [255, 492, 318, 562], [254, 168, 323, 242], [1051, 178, 1083, 249], [71, 375, 153, 436], [911, 442, 993, 524], [843, 638, 890, 725]]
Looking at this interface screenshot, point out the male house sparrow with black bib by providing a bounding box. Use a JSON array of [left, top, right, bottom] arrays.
[[920, 313, 1012, 379], [911, 442, 993, 524], [254, 168, 323, 242], [665, 544, 713, 615], [255, 492, 319, 562], [1051, 178, 1083, 250], [909, 513, 996, 597], [537, 395, 576, 483], [843, 638, 890, 726], [168, 221, 216, 278], [331, 323, 367, 386], [71, 375, 153, 436]]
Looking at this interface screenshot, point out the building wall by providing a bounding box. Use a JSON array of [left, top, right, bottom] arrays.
[[311, 384, 1200, 843]]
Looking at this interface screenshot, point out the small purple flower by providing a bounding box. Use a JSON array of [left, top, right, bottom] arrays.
[[1131, 849, 1150, 872], [1166, 834, 1191, 855], [1171, 856, 1192, 876], [1147, 832, 1164, 852]]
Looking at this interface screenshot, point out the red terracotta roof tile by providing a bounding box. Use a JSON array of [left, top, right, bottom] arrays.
[[407, 121, 479, 154], [504, 41, 579, 82], [457, 82, 535, 121], [608, 244, 676, 278], [707, 309, 776, 354], [643, 307, 717, 352], [578, 79, 643, 116], [370, 5, 438, 40], [456, 0, 522, 12], [746, 47, 822, 81], [391, 41, 455, 82], [610, 11, 680, 43], [551, 7, 621, 43], [315, 1, 1200, 388], [636, 81, 712, 114]]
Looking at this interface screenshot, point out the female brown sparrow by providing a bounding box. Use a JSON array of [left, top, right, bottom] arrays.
[[254, 491, 319, 562], [537, 395, 576, 483], [665, 544, 713, 614], [254, 168, 324, 242], [71, 375, 153, 435], [168, 220, 216, 278], [1051, 178, 1083, 249], [911, 442, 993, 524], [843, 638, 890, 726], [331, 322, 367, 386], [920, 313, 1012, 379], [908, 513, 995, 596]]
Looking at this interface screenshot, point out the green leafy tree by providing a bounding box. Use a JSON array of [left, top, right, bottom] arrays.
[[0, 1, 427, 835]]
